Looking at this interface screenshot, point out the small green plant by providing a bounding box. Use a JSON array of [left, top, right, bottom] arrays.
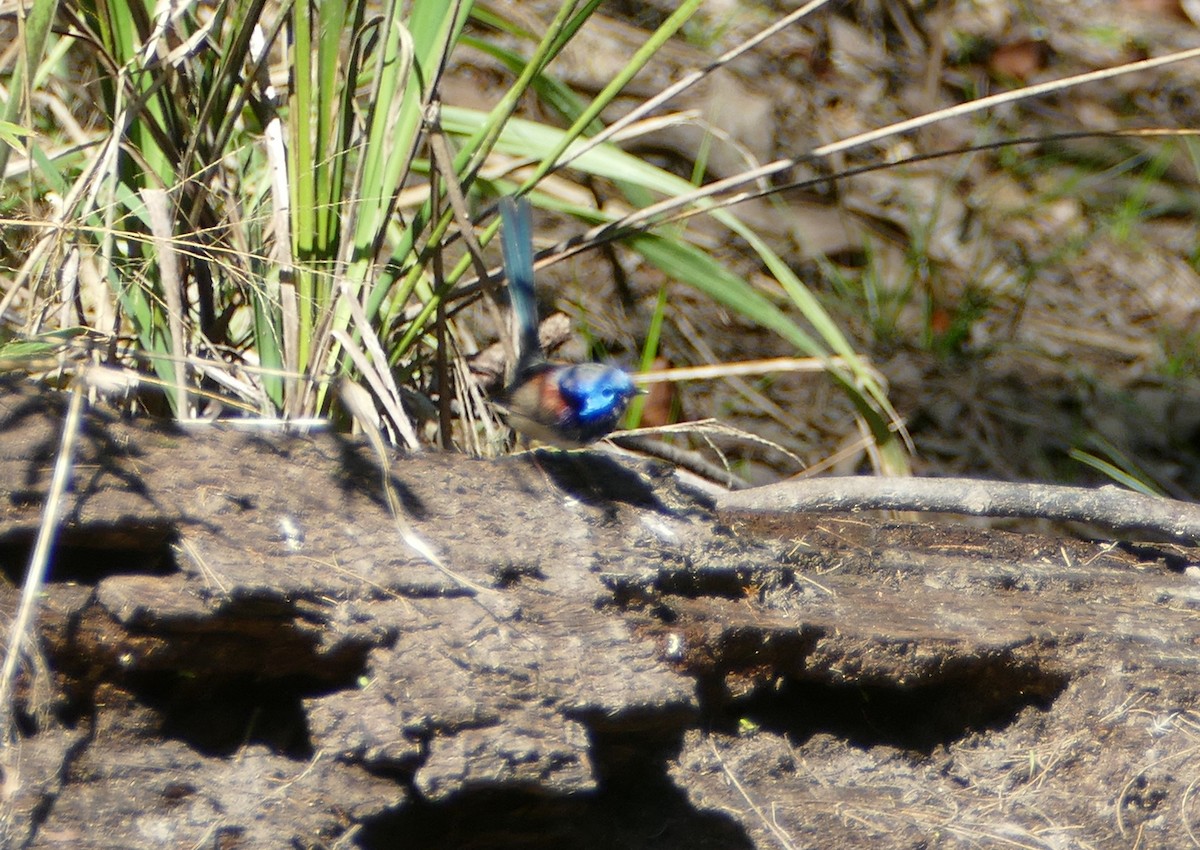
[[1161, 329, 1200, 379], [1106, 144, 1176, 243], [928, 286, 990, 360]]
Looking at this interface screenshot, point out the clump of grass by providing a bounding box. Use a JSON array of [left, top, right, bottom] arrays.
[[4, 3, 1200, 474], [0, 0, 914, 472]]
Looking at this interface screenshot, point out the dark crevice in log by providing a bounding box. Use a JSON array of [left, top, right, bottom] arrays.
[[583, 719, 689, 791], [1114, 540, 1193, 573], [720, 660, 1069, 755], [492, 560, 548, 588], [705, 627, 827, 679], [361, 748, 427, 787], [123, 670, 317, 759], [652, 564, 767, 600], [38, 600, 380, 761], [0, 522, 179, 584]]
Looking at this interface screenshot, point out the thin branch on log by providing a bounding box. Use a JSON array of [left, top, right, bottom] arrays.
[[715, 476, 1200, 545], [608, 434, 751, 491]]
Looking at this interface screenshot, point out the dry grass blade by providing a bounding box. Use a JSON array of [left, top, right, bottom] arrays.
[[671, 314, 800, 437], [608, 432, 750, 491], [617, 417, 804, 468], [636, 356, 873, 384], [0, 380, 85, 743], [651, 127, 1200, 235], [555, 0, 836, 175], [337, 377, 528, 639], [143, 188, 188, 416], [337, 379, 457, 579], [810, 46, 1200, 162], [706, 736, 799, 850], [334, 283, 421, 450], [541, 47, 1200, 267]]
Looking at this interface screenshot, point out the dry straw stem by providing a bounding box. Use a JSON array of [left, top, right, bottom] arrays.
[[336, 379, 489, 598], [1115, 727, 1200, 839], [618, 417, 803, 466], [0, 380, 85, 742], [337, 379, 533, 646], [610, 418, 811, 491], [717, 477, 1200, 546], [635, 356, 877, 385], [611, 436, 750, 490], [659, 126, 1200, 234], [142, 188, 188, 416], [333, 282, 421, 451], [706, 736, 799, 850]]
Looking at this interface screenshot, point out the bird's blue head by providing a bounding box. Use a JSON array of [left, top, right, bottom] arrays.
[[556, 364, 638, 436]]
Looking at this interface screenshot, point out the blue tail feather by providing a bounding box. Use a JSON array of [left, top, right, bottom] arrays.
[[498, 197, 540, 372]]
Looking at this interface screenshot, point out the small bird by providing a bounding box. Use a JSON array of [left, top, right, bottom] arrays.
[[495, 196, 638, 448]]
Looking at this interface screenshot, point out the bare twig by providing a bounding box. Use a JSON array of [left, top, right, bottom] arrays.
[[716, 476, 1200, 545], [608, 432, 750, 491]]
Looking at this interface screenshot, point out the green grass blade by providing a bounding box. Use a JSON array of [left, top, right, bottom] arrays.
[[522, 0, 704, 187], [0, 0, 60, 175], [1069, 448, 1164, 497]]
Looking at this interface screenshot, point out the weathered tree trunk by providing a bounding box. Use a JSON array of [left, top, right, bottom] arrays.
[[1, 385, 1198, 849]]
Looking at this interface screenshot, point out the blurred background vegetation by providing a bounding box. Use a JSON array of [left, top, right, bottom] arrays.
[[2, 0, 1200, 495]]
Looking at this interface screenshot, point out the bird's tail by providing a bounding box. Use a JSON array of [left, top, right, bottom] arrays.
[[499, 197, 541, 375]]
